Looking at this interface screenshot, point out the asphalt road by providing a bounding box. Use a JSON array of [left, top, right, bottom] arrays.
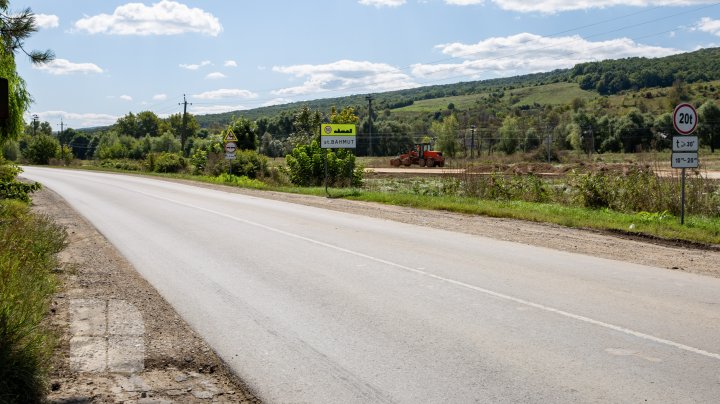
[[22, 167, 720, 403]]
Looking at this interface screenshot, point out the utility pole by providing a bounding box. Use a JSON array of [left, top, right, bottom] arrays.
[[32, 114, 38, 136], [366, 95, 374, 156], [470, 125, 476, 159], [179, 94, 192, 155], [57, 118, 65, 161]]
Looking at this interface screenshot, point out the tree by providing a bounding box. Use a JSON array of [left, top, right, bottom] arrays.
[[227, 117, 256, 151], [698, 100, 720, 153], [652, 113, 673, 150], [69, 132, 91, 159], [615, 109, 652, 152], [0, 2, 53, 145], [431, 114, 459, 157], [330, 106, 360, 125], [58, 127, 75, 145], [114, 112, 138, 138], [563, 122, 582, 151], [292, 105, 323, 144], [136, 111, 161, 138], [376, 120, 413, 156], [22, 134, 59, 164], [498, 115, 520, 154]]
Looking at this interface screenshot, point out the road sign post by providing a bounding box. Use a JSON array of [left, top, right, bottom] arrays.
[[671, 104, 699, 225], [320, 124, 357, 197]]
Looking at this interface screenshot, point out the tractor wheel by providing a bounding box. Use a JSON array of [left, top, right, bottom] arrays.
[[418, 159, 425, 167], [437, 160, 445, 167], [402, 158, 411, 166], [426, 159, 435, 168], [390, 158, 401, 167]]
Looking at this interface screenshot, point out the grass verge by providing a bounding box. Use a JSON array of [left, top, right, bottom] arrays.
[[0, 199, 66, 403]]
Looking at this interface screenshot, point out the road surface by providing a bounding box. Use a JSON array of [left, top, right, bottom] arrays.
[[22, 167, 720, 403]]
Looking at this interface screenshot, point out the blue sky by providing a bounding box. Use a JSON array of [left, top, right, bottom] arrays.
[[14, 0, 720, 128]]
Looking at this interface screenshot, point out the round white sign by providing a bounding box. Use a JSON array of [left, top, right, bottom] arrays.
[[224, 142, 237, 153], [673, 103, 698, 135]]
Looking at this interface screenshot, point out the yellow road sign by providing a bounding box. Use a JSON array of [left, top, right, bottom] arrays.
[[224, 130, 238, 143]]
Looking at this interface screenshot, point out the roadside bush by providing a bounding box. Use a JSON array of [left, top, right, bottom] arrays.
[[568, 168, 718, 215], [99, 159, 143, 171], [0, 160, 40, 203], [207, 150, 269, 179], [150, 132, 182, 154], [0, 200, 66, 403], [95, 134, 128, 160], [285, 141, 362, 187], [22, 135, 60, 165], [147, 152, 187, 173], [456, 172, 550, 203], [3, 141, 20, 161]]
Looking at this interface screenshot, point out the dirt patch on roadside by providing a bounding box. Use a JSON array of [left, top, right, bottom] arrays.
[[32, 187, 260, 403]]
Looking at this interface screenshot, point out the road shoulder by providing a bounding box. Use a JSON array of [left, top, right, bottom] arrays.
[[33, 186, 260, 403]]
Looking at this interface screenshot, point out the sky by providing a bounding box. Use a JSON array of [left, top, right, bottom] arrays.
[[12, 0, 720, 129]]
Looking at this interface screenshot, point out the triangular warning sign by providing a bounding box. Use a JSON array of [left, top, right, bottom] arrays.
[[223, 130, 238, 143]]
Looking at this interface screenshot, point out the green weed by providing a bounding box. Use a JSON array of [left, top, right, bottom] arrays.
[[0, 200, 66, 403]]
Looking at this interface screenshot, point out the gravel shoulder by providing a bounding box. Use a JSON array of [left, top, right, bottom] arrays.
[[33, 175, 720, 402], [33, 186, 260, 403]]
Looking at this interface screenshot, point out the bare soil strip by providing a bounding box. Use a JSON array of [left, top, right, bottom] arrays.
[[33, 187, 260, 403]]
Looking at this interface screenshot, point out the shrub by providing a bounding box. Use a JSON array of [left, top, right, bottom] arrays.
[[148, 152, 186, 173], [285, 141, 362, 187], [3, 141, 20, 161], [208, 150, 269, 179], [189, 149, 208, 175], [22, 135, 60, 165], [99, 159, 143, 171], [0, 200, 66, 403], [0, 160, 41, 203]]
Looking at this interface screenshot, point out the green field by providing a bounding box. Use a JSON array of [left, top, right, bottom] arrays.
[[393, 82, 597, 113], [508, 82, 597, 106]]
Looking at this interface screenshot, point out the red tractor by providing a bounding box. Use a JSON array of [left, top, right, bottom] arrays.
[[390, 143, 445, 168]]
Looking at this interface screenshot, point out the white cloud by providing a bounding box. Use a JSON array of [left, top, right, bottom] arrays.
[[191, 104, 249, 114], [445, 0, 484, 4], [696, 17, 720, 36], [35, 14, 59, 29], [179, 60, 211, 70], [192, 89, 258, 100], [359, 0, 406, 7], [412, 33, 680, 80], [446, 0, 718, 13], [31, 111, 118, 128], [120, 95, 133, 101], [271, 59, 419, 96], [224, 60, 238, 67], [205, 72, 227, 80], [153, 94, 168, 101], [74, 0, 222, 36], [32, 58, 103, 75]]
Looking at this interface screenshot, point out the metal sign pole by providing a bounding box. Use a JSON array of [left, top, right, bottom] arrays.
[[681, 167, 686, 225], [325, 149, 330, 197]]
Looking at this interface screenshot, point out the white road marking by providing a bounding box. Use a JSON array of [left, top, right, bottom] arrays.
[[114, 185, 720, 362]]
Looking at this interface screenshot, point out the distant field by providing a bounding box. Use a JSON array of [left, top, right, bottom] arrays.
[[508, 82, 596, 106], [393, 82, 597, 113], [393, 93, 489, 112]]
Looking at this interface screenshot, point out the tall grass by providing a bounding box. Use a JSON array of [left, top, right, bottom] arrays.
[[0, 200, 66, 403]]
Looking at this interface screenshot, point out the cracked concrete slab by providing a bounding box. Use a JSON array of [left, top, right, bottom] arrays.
[[69, 298, 145, 373]]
